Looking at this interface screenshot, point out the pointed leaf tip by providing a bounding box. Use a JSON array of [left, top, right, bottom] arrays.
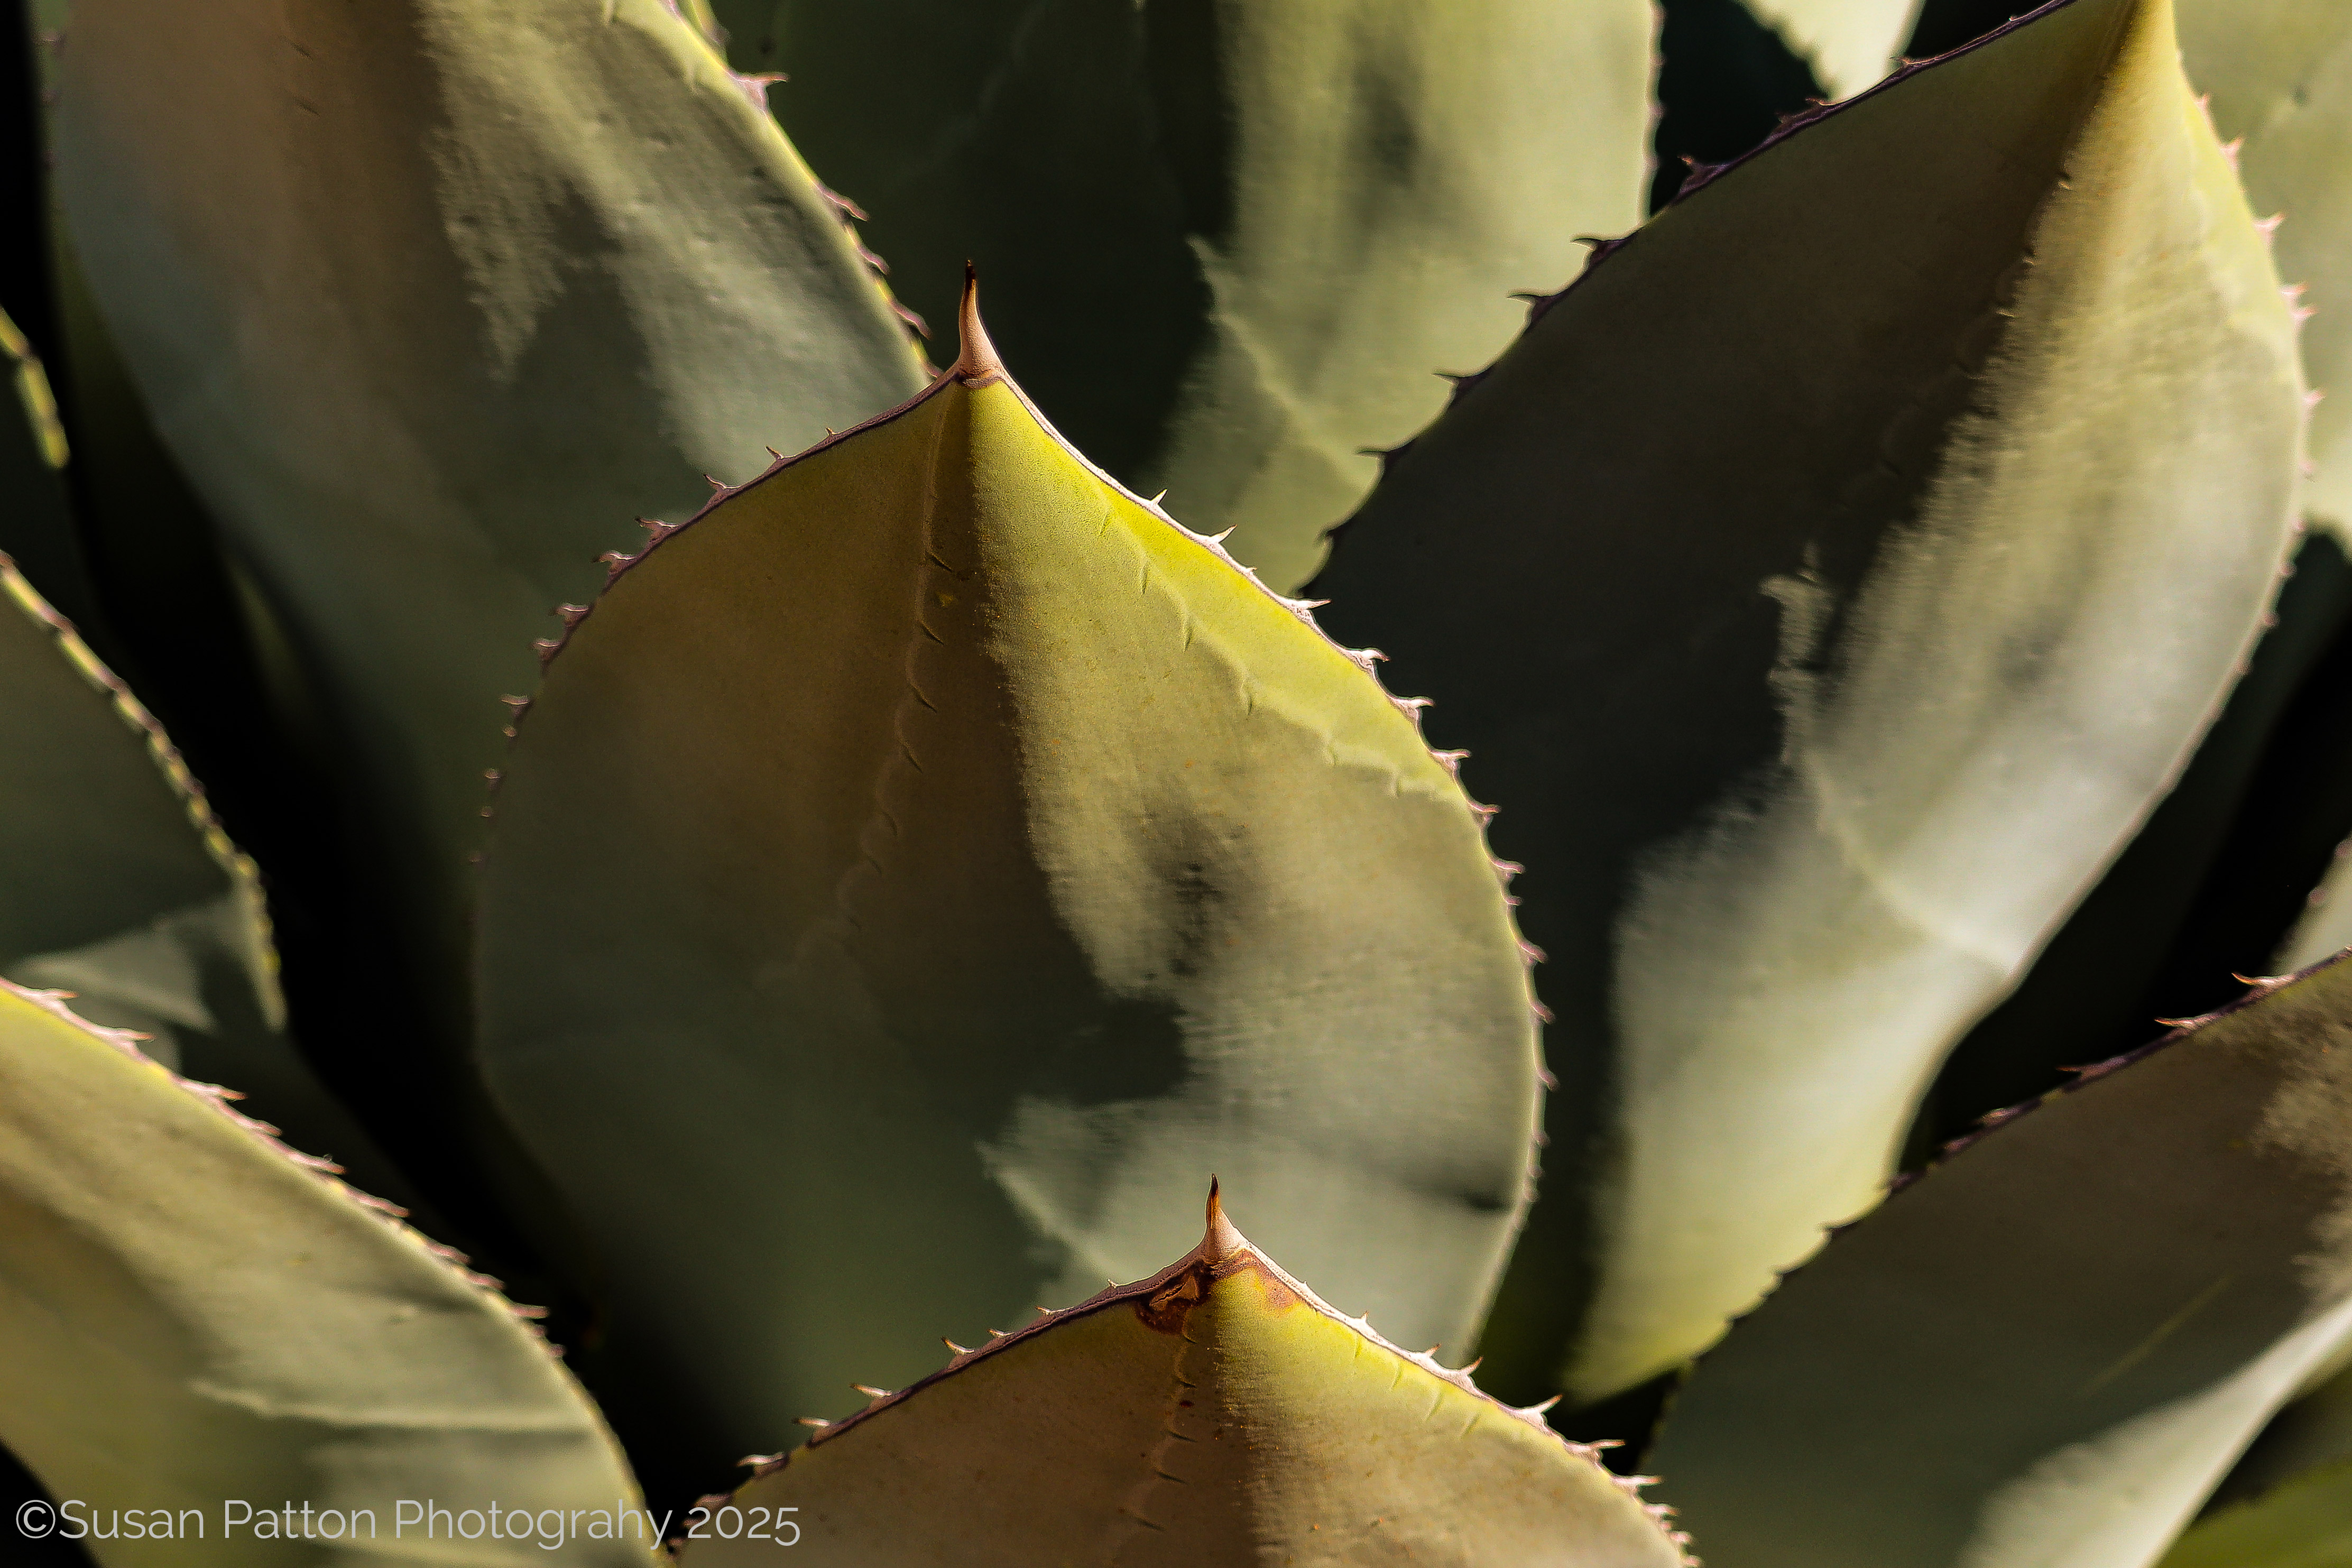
[[1203, 1177, 1246, 1263], [679, 1197, 1685, 1565], [953, 263, 1003, 384]]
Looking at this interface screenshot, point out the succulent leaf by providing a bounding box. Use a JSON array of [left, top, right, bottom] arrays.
[[2159, 1359, 2352, 1567], [1311, 0, 2306, 1407], [0, 979, 648, 1567], [1734, 0, 1915, 97], [51, 0, 929, 1037], [2174, 0, 2352, 972], [2208, 1358, 2352, 1514], [676, 1188, 1688, 1567], [1646, 953, 2352, 1568], [2155, 1466, 2352, 1568], [476, 281, 1542, 1486], [0, 308, 100, 638], [705, 0, 1655, 592], [1923, 530, 2352, 1146], [0, 538, 420, 1209], [2179, 0, 2352, 547]]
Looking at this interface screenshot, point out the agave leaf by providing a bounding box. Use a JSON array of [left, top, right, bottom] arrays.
[[0, 309, 99, 637], [1921, 530, 2352, 1143], [476, 282, 1542, 1487], [2179, 1, 2352, 543], [677, 1188, 1688, 1567], [2175, 0, 2352, 973], [2159, 1357, 2352, 1568], [1904, 0, 2026, 58], [0, 980, 649, 1568], [1647, 0, 1825, 212], [1310, 0, 2304, 1409], [2156, 1466, 2352, 1568], [0, 533, 423, 1213], [52, 0, 928, 1037], [1646, 953, 2352, 1568], [1735, 0, 1916, 97], [706, 0, 1654, 592], [2209, 1358, 2352, 1510]]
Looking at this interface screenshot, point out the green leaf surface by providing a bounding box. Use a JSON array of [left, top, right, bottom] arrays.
[[1311, 0, 2305, 1408], [2210, 1358, 2352, 1514], [1736, 0, 1917, 96], [1922, 530, 2352, 1145], [2176, 0, 2352, 974], [0, 309, 98, 637], [0, 980, 649, 1568], [1646, 953, 2352, 1568], [0, 552, 416, 1210], [51, 0, 928, 1032], [677, 1188, 1689, 1567], [2180, 1, 2352, 542], [476, 287, 1542, 1488], [1647, 0, 1825, 212], [2157, 1461, 2352, 1568], [707, 0, 1654, 592]]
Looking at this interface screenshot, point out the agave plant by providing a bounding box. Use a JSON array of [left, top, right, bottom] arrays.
[[5, 0, 2352, 1563]]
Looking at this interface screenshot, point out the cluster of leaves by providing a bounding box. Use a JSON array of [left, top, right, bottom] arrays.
[[5, 0, 2352, 1563]]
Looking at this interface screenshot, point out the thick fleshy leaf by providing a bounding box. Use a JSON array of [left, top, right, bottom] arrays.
[[2179, 1, 2352, 542], [2158, 1471, 2352, 1568], [0, 308, 98, 635], [2211, 1359, 2352, 1509], [0, 552, 417, 1209], [1646, 953, 2352, 1568], [2161, 1361, 2352, 1567], [476, 285, 1542, 1489], [677, 1189, 1687, 1568], [0, 980, 650, 1568], [1311, 0, 2304, 1407], [52, 0, 928, 1030], [1735, 0, 1914, 96], [1647, 0, 1825, 212], [706, 0, 1654, 592], [2175, 0, 2352, 971], [1921, 531, 2352, 1145], [27, 19, 510, 1256]]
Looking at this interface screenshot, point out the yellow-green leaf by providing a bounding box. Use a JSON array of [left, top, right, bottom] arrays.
[[0, 980, 650, 1568], [2160, 1361, 2352, 1568], [1647, 954, 2352, 1568], [707, 0, 1655, 592], [0, 552, 416, 1209], [2180, 0, 2352, 546], [1737, 0, 1914, 96], [52, 0, 928, 1037], [0, 309, 94, 635], [2159, 1461, 2352, 1568], [1311, 0, 2305, 1407], [677, 1188, 1688, 1567], [476, 284, 1542, 1485], [2178, 0, 2352, 974]]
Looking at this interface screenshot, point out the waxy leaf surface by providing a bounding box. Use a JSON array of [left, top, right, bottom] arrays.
[[0, 981, 647, 1568], [0, 309, 98, 637], [1312, 0, 2304, 1406], [2156, 1358, 2352, 1567], [1648, 953, 2352, 1568], [1737, 0, 1915, 96], [476, 292, 1543, 1481], [708, 0, 1654, 591], [53, 0, 927, 1026], [0, 547, 412, 1204], [2176, 0, 2352, 972], [679, 1193, 1687, 1568]]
